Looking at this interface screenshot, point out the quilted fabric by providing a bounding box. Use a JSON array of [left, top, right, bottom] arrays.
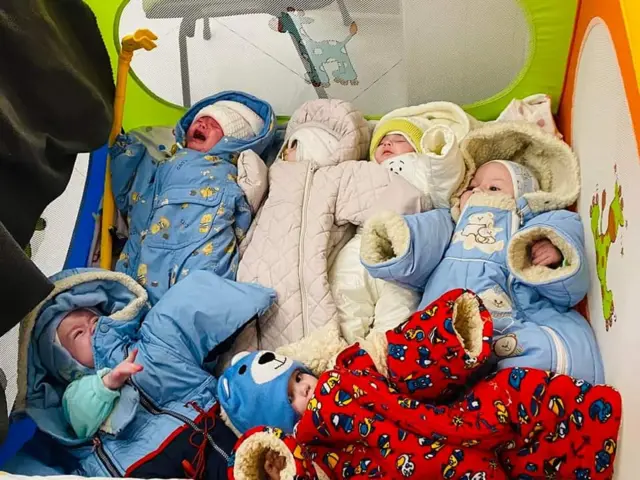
[[238, 100, 426, 352]]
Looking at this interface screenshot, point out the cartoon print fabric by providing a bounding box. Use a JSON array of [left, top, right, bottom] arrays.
[[229, 290, 622, 480]]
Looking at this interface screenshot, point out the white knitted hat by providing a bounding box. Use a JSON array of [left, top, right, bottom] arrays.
[[193, 100, 264, 140]]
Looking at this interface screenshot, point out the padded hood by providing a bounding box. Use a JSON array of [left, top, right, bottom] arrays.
[[452, 122, 581, 219], [14, 269, 148, 444], [175, 90, 276, 156], [277, 99, 371, 166]]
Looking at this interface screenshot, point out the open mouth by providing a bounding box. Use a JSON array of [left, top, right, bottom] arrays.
[[192, 129, 206, 141]]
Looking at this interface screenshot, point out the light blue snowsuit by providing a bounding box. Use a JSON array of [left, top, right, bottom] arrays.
[[110, 91, 275, 304], [363, 194, 604, 384], [13, 268, 275, 477]]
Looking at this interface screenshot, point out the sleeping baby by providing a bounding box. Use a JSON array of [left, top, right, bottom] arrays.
[[109, 91, 275, 304], [360, 121, 605, 384], [236, 99, 426, 353], [329, 102, 475, 342]]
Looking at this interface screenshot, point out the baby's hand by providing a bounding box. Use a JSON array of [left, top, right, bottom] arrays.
[[530, 239, 563, 267], [264, 449, 287, 480], [103, 349, 143, 390]]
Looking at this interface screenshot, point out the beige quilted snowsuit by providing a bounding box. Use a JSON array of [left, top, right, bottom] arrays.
[[237, 99, 425, 351]]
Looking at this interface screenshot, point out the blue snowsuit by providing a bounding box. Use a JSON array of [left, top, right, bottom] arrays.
[[363, 194, 605, 384], [12, 268, 275, 478], [110, 91, 275, 304]]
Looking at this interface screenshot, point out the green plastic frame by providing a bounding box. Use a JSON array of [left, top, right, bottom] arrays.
[[86, 0, 578, 128]]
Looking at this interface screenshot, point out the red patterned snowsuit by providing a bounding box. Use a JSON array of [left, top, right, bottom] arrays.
[[229, 289, 622, 480]]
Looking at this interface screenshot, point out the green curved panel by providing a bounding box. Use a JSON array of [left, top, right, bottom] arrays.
[[85, 0, 184, 131], [86, 0, 577, 126], [463, 0, 579, 121]]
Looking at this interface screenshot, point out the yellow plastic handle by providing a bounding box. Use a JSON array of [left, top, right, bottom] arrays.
[[100, 29, 157, 270]]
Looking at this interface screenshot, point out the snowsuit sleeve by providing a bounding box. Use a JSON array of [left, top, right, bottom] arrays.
[[384, 288, 493, 402], [507, 210, 589, 308], [139, 270, 275, 366], [109, 132, 148, 212], [236, 149, 268, 214], [334, 161, 427, 227], [228, 426, 326, 480], [360, 209, 454, 292]]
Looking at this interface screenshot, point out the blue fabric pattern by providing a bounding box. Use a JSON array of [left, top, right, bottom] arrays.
[[109, 91, 276, 304]]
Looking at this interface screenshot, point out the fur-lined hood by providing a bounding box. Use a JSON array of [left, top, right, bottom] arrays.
[[14, 268, 148, 443], [452, 122, 580, 219]]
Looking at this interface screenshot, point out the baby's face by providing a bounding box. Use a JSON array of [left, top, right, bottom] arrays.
[[57, 309, 98, 368], [186, 116, 224, 152], [288, 369, 317, 416], [460, 162, 515, 210], [374, 134, 416, 164]]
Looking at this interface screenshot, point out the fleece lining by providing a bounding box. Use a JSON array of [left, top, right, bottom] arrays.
[[507, 226, 580, 284], [15, 270, 147, 412], [360, 211, 410, 265], [452, 293, 485, 358], [453, 122, 580, 221], [232, 431, 296, 480]]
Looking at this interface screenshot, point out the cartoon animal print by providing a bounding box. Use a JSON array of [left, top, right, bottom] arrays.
[[453, 212, 505, 254], [270, 8, 359, 88], [478, 286, 514, 333], [589, 167, 626, 331]]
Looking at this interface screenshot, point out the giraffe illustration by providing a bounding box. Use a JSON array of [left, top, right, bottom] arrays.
[[270, 8, 359, 88], [589, 167, 627, 331]]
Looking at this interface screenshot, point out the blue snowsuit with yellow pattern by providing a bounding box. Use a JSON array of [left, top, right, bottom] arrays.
[[109, 91, 275, 304]]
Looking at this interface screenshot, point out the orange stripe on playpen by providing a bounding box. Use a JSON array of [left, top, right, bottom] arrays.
[[558, 0, 640, 320], [559, 0, 640, 155]]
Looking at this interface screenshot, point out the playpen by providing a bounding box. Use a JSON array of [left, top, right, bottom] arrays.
[[0, 0, 639, 477]]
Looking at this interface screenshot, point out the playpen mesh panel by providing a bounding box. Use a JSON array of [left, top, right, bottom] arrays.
[[0, 155, 88, 411], [402, 0, 529, 106], [572, 18, 639, 479], [86, 0, 577, 130]]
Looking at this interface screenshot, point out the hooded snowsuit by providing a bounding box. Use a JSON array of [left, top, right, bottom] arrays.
[[360, 123, 604, 384], [109, 91, 275, 305], [236, 99, 426, 352], [329, 102, 475, 342], [11, 268, 275, 478], [226, 289, 622, 480]]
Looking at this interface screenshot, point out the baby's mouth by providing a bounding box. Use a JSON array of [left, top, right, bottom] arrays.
[[193, 129, 206, 141]]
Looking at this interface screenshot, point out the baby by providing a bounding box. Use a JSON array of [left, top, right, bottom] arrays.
[[110, 91, 275, 305], [360, 122, 604, 384], [15, 267, 276, 479], [236, 99, 425, 354], [329, 104, 471, 343], [219, 289, 622, 480]]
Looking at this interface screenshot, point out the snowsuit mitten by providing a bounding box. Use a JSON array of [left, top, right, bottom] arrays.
[[386, 288, 493, 402]]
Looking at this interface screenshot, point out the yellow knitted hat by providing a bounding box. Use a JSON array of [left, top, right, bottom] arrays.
[[369, 118, 427, 161]]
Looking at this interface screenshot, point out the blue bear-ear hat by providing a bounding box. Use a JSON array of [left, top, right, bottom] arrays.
[[217, 350, 312, 434]]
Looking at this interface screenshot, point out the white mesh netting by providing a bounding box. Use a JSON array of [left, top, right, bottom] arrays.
[[120, 0, 529, 114]]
